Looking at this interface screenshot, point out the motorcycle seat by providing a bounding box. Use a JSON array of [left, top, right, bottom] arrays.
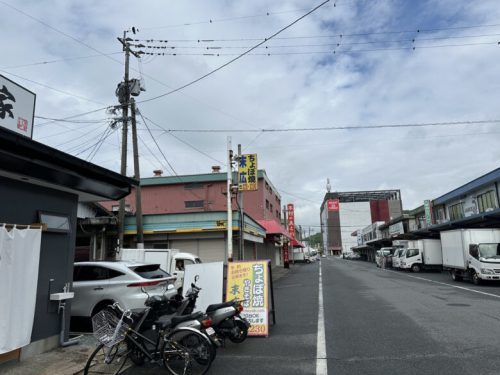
[[155, 311, 203, 329], [206, 301, 234, 313]]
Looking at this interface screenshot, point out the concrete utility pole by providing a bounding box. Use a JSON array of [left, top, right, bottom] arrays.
[[227, 136, 233, 262], [117, 31, 143, 252], [237, 144, 244, 261], [131, 98, 144, 248], [117, 30, 130, 253]]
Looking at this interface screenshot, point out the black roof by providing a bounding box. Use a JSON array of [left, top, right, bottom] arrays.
[[0, 126, 137, 201]]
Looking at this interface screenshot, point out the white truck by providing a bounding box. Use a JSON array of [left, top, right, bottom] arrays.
[[119, 248, 201, 291], [441, 229, 500, 284], [399, 239, 442, 272]]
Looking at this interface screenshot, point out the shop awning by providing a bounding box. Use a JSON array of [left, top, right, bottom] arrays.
[[290, 239, 305, 247], [257, 219, 291, 239]]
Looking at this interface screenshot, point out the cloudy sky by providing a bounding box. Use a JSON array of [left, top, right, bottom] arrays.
[[1, 0, 499, 233]]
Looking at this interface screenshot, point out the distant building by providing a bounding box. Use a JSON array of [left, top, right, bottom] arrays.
[[320, 190, 402, 255]]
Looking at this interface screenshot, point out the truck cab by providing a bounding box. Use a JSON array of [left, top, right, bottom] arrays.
[[467, 243, 500, 283], [391, 248, 404, 269], [399, 248, 421, 272]]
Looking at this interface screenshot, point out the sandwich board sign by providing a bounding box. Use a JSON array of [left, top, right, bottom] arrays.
[[0, 74, 36, 138]]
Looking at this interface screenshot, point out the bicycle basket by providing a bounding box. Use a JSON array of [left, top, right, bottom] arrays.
[[91, 309, 130, 347]]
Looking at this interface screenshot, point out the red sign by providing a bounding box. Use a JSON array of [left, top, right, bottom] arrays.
[[282, 242, 289, 263], [287, 203, 295, 240], [327, 199, 339, 212]]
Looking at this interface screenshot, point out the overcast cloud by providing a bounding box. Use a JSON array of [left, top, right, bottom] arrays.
[[1, 0, 499, 233]]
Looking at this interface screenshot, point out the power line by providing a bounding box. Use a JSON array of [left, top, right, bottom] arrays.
[[140, 113, 226, 165], [0, 52, 122, 70], [131, 32, 500, 50], [131, 23, 500, 43], [137, 40, 499, 57], [136, 0, 331, 105], [0, 69, 106, 105], [152, 119, 500, 133]]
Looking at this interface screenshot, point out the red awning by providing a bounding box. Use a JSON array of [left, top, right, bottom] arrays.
[[290, 239, 305, 248], [257, 219, 291, 239]]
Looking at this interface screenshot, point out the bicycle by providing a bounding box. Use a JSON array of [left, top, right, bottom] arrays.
[[83, 303, 213, 375]]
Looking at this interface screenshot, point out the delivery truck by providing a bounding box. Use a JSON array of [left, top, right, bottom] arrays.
[[440, 229, 500, 284], [119, 248, 201, 291], [399, 239, 442, 272]]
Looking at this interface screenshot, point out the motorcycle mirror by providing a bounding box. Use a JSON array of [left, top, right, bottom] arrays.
[[168, 284, 174, 290], [194, 275, 199, 282]]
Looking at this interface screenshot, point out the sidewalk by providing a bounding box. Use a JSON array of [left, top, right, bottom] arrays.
[[0, 264, 294, 375]]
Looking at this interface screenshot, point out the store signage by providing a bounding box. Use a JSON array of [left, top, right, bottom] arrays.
[[424, 200, 433, 225], [226, 261, 270, 336], [0, 74, 36, 138], [238, 154, 258, 191], [282, 242, 289, 264], [327, 199, 339, 212], [287, 203, 295, 240], [389, 221, 404, 236]]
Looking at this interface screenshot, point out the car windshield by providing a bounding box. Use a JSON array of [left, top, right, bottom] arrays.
[[130, 264, 171, 279], [478, 243, 500, 259]]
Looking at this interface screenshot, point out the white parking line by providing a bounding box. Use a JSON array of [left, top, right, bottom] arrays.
[[316, 261, 328, 375], [386, 269, 500, 299]]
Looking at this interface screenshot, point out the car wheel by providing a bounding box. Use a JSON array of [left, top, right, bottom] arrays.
[[411, 264, 421, 273], [91, 300, 116, 318], [471, 271, 481, 285], [451, 270, 462, 282]]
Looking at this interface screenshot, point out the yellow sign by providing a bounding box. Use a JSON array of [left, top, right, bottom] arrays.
[[238, 154, 258, 191], [226, 261, 269, 336]]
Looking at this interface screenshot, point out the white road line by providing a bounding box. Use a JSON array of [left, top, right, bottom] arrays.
[[386, 269, 500, 299], [316, 261, 328, 375]]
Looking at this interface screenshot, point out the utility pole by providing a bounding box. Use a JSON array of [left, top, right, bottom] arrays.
[[117, 30, 143, 253], [117, 31, 130, 253], [227, 136, 233, 262], [131, 98, 144, 248], [237, 144, 244, 261]]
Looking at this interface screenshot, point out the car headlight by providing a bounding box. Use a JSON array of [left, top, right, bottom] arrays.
[[481, 268, 494, 275]]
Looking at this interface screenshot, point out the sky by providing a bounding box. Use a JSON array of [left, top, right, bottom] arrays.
[[1, 0, 500, 234]]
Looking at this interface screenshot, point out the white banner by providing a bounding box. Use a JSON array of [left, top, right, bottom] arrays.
[[183, 262, 224, 312], [0, 226, 42, 354]]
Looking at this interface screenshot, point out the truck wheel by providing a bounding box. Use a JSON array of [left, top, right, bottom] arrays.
[[451, 270, 462, 282], [471, 271, 481, 285], [411, 264, 421, 273]]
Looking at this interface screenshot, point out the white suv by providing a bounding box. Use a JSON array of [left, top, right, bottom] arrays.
[[71, 261, 176, 318]]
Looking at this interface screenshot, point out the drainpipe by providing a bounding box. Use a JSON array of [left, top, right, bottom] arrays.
[[58, 283, 80, 347]]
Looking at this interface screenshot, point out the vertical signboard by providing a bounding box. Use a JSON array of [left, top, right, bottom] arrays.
[[327, 199, 340, 212], [287, 203, 295, 240], [226, 261, 269, 336], [424, 200, 433, 225], [0, 75, 36, 138], [238, 154, 258, 191]]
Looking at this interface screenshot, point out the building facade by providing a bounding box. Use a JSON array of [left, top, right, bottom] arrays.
[[320, 190, 402, 255]]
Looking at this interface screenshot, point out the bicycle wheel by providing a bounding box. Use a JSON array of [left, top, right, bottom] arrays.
[[163, 328, 213, 375], [84, 342, 131, 375]]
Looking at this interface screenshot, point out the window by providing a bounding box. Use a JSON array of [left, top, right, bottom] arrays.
[[185, 200, 204, 208], [266, 200, 269, 209], [130, 264, 171, 279], [184, 183, 204, 190], [406, 249, 419, 257], [73, 266, 122, 281], [477, 190, 497, 213], [39, 211, 71, 233], [448, 203, 464, 221], [270, 203, 273, 212], [276, 210, 279, 218]]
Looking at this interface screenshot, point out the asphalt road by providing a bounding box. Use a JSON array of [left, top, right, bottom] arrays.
[[324, 257, 500, 375]]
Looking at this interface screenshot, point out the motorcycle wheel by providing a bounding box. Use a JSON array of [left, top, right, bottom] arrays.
[[228, 320, 249, 344]]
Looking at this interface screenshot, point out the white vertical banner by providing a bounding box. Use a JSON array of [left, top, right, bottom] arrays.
[[183, 262, 224, 312], [0, 226, 42, 354]]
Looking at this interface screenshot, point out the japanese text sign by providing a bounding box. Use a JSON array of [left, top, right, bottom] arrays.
[[282, 242, 289, 264], [226, 261, 269, 336], [0, 75, 36, 138], [238, 154, 258, 191], [287, 203, 295, 240], [327, 199, 339, 212], [424, 200, 433, 225]]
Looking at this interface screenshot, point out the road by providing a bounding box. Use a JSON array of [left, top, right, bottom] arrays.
[[91, 258, 500, 374]]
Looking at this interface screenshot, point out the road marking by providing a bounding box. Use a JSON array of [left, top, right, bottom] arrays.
[[386, 269, 500, 300], [316, 261, 328, 375]]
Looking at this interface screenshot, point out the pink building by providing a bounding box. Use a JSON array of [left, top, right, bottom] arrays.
[[100, 169, 288, 265]]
